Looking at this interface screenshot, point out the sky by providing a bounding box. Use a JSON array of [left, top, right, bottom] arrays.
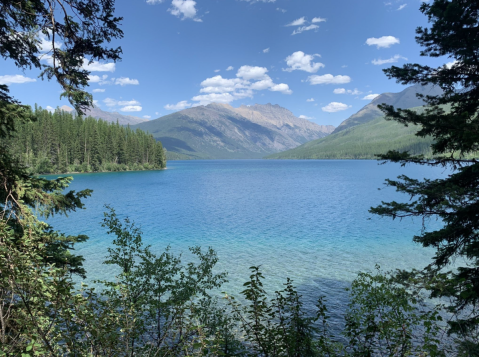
[[0, 0, 455, 127]]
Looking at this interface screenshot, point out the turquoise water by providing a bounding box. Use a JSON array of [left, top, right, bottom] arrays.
[[47, 160, 445, 319]]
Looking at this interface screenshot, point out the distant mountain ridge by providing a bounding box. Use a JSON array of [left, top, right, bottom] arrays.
[[268, 84, 442, 160], [60, 105, 147, 125], [333, 84, 443, 133], [234, 103, 334, 137], [266, 109, 434, 160], [133, 103, 334, 159]]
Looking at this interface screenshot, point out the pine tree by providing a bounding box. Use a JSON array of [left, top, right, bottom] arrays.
[[0, 1, 123, 352], [6, 108, 166, 174], [90, 124, 102, 171], [370, 0, 479, 336]]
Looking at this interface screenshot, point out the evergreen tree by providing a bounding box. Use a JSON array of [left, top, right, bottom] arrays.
[[370, 0, 479, 337], [0, 0, 123, 114], [6, 107, 166, 174], [90, 124, 101, 171], [0, 0, 122, 353]]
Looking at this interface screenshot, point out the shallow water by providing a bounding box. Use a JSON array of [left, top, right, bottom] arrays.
[[47, 159, 446, 316]]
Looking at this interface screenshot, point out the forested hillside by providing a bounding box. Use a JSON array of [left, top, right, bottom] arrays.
[[266, 108, 434, 160], [332, 84, 442, 134], [7, 106, 166, 174]]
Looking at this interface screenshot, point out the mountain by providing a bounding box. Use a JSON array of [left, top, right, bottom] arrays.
[[59, 105, 74, 112], [233, 104, 334, 139], [132, 103, 334, 159], [333, 84, 443, 133], [265, 108, 433, 160], [59, 105, 147, 125], [266, 84, 445, 160]]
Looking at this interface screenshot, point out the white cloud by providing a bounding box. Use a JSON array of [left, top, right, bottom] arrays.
[[192, 88, 254, 106], [445, 60, 458, 69], [121, 105, 142, 112], [250, 77, 274, 90], [270, 83, 292, 95], [38, 53, 54, 66], [38, 33, 62, 53], [92, 88, 105, 93], [366, 36, 400, 49], [286, 16, 324, 35], [164, 100, 192, 110], [192, 93, 236, 105], [231, 89, 254, 100], [88, 74, 109, 84], [88, 75, 101, 83], [286, 17, 306, 26], [93, 100, 100, 107], [236, 65, 269, 80], [276, 7, 287, 13], [115, 77, 139, 86], [372, 54, 407, 65], [193, 65, 292, 105], [307, 74, 351, 85], [83, 61, 115, 72], [322, 102, 351, 112], [41, 52, 114, 71], [312, 17, 326, 23], [103, 98, 117, 107], [155, 112, 160, 115], [102, 98, 141, 108], [41, 53, 114, 72], [214, 69, 221, 73], [146, 0, 164, 4], [292, 24, 318, 35], [46, 105, 55, 113], [143, 115, 152, 119], [283, 51, 324, 73], [200, 75, 247, 93], [0, 74, 36, 85], [226, 66, 234, 71], [307, 98, 315, 102], [263, 48, 270, 53], [333, 88, 362, 95], [299, 115, 313, 119], [40, 49, 115, 73], [362, 94, 380, 100], [397, 4, 407, 10], [169, 0, 201, 21], [118, 99, 141, 106]]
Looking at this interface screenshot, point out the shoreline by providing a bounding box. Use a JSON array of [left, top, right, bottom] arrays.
[[39, 167, 167, 177]]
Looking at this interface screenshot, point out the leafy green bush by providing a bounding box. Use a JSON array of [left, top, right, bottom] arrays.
[[344, 267, 448, 356]]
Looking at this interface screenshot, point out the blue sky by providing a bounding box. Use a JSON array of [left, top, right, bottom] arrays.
[[0, 0, 454, 127]]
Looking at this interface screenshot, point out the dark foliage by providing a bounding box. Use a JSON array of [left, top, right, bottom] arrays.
[[5, 106, 166, 174], [0, 0, 123, 114], [370, 0, 479, 338]]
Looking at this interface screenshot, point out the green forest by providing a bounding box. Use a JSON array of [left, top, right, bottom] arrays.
[[6, 106, 166, 174], [266, 107, 436, 160]]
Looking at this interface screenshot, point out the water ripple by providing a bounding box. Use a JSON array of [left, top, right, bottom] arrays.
[[47, 160, 446, 312]]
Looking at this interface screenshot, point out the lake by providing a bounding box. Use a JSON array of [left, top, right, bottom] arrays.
[[47, 159, 446, 324]]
